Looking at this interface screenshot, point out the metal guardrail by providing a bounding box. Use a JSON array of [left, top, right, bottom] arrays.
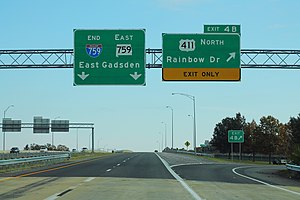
[[0, 153, 70, 166], [164, 149, 214, 157], [286, 164, 300, 172], [166, 150, 288, 161], [0, 151, 68, 160]]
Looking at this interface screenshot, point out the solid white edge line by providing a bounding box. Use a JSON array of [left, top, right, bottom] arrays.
[[155, 153, 202, 200], [232, 166, 300, 196], [170, 163, 203, 168], [84, 177, 95, 182]]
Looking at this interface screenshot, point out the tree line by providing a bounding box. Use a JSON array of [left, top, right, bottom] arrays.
[[210, 113, 300, 164], [24, 143, 69, 151]]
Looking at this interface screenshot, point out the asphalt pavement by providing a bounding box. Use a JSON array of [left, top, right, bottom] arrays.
[[1, 152, 300, 200], [26, 152, 174, 179], [173, 163, 254, 184]]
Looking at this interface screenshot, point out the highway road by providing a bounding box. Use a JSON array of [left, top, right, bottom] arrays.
[[23, 152, 174, 179], [0, 152, 300, 200]]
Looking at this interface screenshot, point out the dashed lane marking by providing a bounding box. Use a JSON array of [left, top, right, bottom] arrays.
[[84, 177, 95, 182]]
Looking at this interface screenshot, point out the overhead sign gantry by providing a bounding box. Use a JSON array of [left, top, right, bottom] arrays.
[[0, 117, 95, 152]]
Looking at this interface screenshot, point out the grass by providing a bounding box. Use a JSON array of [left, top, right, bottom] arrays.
[[276, 169, 300, 180], [69, 152, 111, 161]]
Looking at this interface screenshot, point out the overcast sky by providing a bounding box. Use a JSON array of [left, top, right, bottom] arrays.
[[1, 0, 300, 152]]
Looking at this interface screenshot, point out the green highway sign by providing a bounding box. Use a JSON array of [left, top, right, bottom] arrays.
[[162, 33, 240, 81], [2, 118, 21, 132], [74, 29, 145, 85], [228, 130, 244, 143], [204, 25, 241, 35]]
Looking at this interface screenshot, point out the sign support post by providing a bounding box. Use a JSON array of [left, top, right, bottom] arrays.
[[92, 127, 94, 153], [231, 143, 233, 161], [228, 130, 244, 161], [239, 143, 242, 161]]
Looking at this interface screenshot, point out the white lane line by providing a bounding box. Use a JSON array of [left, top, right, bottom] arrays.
[[155, 153, 202, 200], [232, 166, 300, 196], [44, 183, 82, 200], [68, 185, 80, 190], [170, 163, 203, 168], [106, 169, 112, 172], [44, 193, 60, 200], [84, 177, 95, 182]]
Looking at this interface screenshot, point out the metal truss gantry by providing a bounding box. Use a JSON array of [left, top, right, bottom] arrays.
[[1, 49, 300, 69], [0, 123, 95, 152]]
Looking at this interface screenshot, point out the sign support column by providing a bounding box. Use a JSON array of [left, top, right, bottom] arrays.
[[228, 130, 244, 161], [92, 127, 94, 153], [231, 143, 233, 161]]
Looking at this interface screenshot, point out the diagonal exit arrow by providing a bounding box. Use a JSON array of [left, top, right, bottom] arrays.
[[130, 72, 142, 80], [226, 52, 236, 62], [77, 72, 89, 80]]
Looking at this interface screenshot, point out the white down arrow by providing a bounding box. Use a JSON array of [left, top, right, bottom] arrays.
[[77, 72, 89, 80], [130, 72, 142, 80]]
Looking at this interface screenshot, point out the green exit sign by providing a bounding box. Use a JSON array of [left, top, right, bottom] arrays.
[[162, 33, 240, 81], [73, 29, 145, 86], [228, 130, 244, 143], [204, 25, 241, 36]]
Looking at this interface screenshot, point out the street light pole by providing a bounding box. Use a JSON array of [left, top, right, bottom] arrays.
[[193, 97, 196, 154], [76, 128, 79, 151], [161, 122, 167, 149], [156, 140, 160, 152], [172, 93, 197, 154], [3, 105, 14, 151], [188, 114, 194, 150], [166, 106, 174, 149], [158, 132, 163, 151]]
